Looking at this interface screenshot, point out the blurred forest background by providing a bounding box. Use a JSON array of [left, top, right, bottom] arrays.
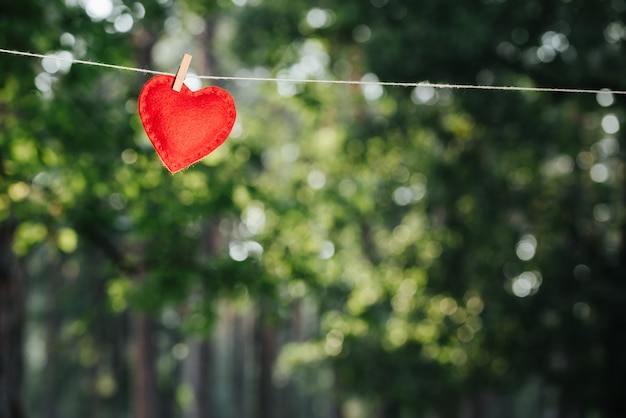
[[1, 0, 626, 417]]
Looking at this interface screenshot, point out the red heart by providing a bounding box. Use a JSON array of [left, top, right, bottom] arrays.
[[138, 75, 236, 173]]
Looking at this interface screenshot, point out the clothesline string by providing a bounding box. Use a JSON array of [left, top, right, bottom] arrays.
[[1, 47, 624, 96]]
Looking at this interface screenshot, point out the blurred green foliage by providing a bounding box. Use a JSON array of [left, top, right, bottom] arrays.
[[1, 0, 626, 417]]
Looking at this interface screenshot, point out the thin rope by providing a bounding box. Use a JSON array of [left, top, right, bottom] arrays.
[[0, 48, 170, 76], [1, 47, 624, 95]]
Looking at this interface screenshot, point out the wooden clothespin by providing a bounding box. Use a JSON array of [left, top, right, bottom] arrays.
[[172, 53, 192, 92]]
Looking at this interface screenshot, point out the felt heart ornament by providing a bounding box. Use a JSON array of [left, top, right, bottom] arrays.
[[138, 75, 236, 173]]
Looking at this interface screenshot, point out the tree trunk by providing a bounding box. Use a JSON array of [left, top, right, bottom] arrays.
[[602, 179, 626, 417], [232, 315, 245, 418], [0, 220, 25, 418], [41, 255, 62, 418], [185, 221, 223, 418], [256, 306, 276, 418], [186, 338, 210, 418], [133, 314, 158, 418]]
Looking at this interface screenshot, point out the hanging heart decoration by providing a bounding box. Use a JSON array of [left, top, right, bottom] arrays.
[[138, 74, 236, 173]]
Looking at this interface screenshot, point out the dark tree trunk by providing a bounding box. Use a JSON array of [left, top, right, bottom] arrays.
[[232, 315, 245, 418], [256, 306, 276, 418], [187, 339, 211, 418], [185, 221, 223, 418], [0, 221, 25, 418], [41, 256, 62, 418], [133, 314, 158, 418], [602, 182, 626, 418]]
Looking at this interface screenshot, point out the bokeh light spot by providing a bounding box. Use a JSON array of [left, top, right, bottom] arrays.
[[511, 271, 542, 297], [307, 170, 326, 189], [114, 13, 134, 33], [515, 234, 537, 261], [306, 8, 331, 28], [360, 73, 383, 101], [596, 89, 614, 107], [593, 203, 611, 222], [353, 25, 371, 43], [573, 264, 591, 281], [411, 85, 437, 105], [319, 241, 335, 260], [572, 302, 591, 320], [601, 114, 619, 134], [83, 0, 113, 21], [590, 163, 609, 183]]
